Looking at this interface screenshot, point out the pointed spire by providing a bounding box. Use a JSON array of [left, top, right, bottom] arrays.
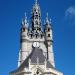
[[22, 18, 24, 25], [35, 0, 38, 5], [24, 12, 27, 24], [46, 12, 52, 24], [46, 12, 49, 23], [24, 12, 27, 18], [24, 12, 28, 28], [46, 12, 48, 18], [45, 12, 52, 28], [46, 13, 49, 27], [50, 18, 52, 24], [21, 12, 29, 29], [21, 12, 27, 25]]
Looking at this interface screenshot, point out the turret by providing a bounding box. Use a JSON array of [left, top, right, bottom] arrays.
[[45, 13, 53, 46], [30, 0, 42, 38], [18, 13, 29, 66], [21, 13, 28, 40], [45, 13, 55, 67]]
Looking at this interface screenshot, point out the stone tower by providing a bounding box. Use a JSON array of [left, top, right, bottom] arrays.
[[10, 0, 63, 75]]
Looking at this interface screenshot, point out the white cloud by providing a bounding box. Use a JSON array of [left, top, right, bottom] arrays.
[[65, 6, 75, 25], [65, 6, 75, 17]]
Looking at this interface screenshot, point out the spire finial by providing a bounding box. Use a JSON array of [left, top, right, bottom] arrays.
[[50, 18, 52, 24], [35, 0, 38, 5], [47, 12, 48, 18], [46, 12, 49, 23], [24, 12, 27, 19], [21, 12, 28, 28], [46, 12, 48, 20], [24, 12, 27, 23]]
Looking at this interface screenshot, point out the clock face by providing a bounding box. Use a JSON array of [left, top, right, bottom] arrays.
[[33, 42, 40, 48]]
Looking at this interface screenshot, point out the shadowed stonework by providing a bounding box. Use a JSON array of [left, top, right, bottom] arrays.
[[10, 0, 63, 75]]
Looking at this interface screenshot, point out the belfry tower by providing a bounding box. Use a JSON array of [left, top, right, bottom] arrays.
[[10, 0, 63, 75]]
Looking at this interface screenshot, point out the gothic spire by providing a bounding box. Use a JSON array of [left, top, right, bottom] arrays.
[[21, 12, 28, 28], [45, 12, 52, 28], [50, 18, 52, 24], [35, 0, 38, 5], [44, 12, 52, 32], [46, 12, 49, 24], [24, 12, 27, 25], [31, 0, 41, 32]]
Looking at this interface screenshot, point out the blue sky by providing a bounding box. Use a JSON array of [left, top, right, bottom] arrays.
[[0, 0, 75, 75]]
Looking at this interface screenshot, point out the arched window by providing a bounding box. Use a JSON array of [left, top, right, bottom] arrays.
[[48, 34, 50, 37], [22, 28, 25, 32], [48, 28, 50, 31]]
